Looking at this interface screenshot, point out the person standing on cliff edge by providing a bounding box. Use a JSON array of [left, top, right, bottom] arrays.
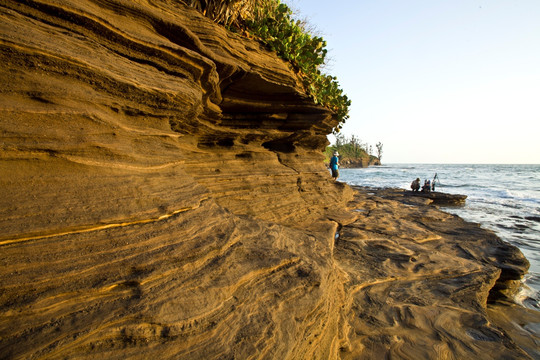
[[330, 151, 340, 181]]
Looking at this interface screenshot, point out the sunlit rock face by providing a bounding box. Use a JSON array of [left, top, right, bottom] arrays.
[[0, 1, 535, 359]]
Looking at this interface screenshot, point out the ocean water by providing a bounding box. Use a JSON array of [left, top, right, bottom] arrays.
[[339, 164, 540, 309]]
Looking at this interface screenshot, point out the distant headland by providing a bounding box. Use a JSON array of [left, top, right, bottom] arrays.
[[325, 134, 382, 168]]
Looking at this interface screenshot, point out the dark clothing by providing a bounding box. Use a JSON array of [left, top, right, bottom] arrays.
[[411, 179, 421, 192], [330, 155, 339, 180]]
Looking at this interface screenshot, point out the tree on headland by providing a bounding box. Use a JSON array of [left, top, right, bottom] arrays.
[[326, 135, 381, 167], [376, 142, 383, 162]]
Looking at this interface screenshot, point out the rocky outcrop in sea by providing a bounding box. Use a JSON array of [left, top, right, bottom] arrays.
[[339, 157, 381, 168], [1, 1, 537, 359]]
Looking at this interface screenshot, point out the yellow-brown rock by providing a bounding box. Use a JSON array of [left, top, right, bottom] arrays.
[[0, 1, 538, 359]]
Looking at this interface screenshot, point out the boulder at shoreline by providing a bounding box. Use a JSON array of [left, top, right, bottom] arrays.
[[370, 187, 468, 206], [405, 190, 467, 206]]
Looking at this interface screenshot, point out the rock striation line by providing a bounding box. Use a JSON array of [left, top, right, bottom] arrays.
[[0, 198, 208, 247]]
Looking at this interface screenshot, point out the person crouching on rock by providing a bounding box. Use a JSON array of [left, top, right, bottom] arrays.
[[330, 151, 340, 181], [422, 179, 431, 192], [411, 178, 421, 192]]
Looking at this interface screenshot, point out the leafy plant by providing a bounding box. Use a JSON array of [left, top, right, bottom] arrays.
[[325, 135, 381, 165], [182, 0, 350, 131]]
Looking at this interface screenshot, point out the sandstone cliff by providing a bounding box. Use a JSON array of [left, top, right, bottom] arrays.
[[1, 1, 538, 359]]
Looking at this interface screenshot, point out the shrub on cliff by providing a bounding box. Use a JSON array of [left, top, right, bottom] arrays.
[[182, 0, 350, 131]]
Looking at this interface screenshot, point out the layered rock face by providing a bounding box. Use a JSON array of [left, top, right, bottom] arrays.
[[1, 1, 537, 359]]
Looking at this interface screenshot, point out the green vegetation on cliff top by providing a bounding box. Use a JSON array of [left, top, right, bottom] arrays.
[[182, 0, 350, 131], [325, 135, 382, 167]]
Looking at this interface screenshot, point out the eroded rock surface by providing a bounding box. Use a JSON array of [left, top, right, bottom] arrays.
[[338, 188, 538, 359], [0, 1, 538, 359]]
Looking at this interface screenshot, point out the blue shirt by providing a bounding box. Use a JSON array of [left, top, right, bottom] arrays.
[[330, 156, 339, 170]]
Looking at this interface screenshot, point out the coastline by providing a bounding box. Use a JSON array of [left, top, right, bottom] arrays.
[[338, 185, 540, 358], [338, 164, 540, 312]]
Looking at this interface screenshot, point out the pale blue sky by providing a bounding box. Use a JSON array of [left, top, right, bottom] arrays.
[[286, 0, 540, 163]]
